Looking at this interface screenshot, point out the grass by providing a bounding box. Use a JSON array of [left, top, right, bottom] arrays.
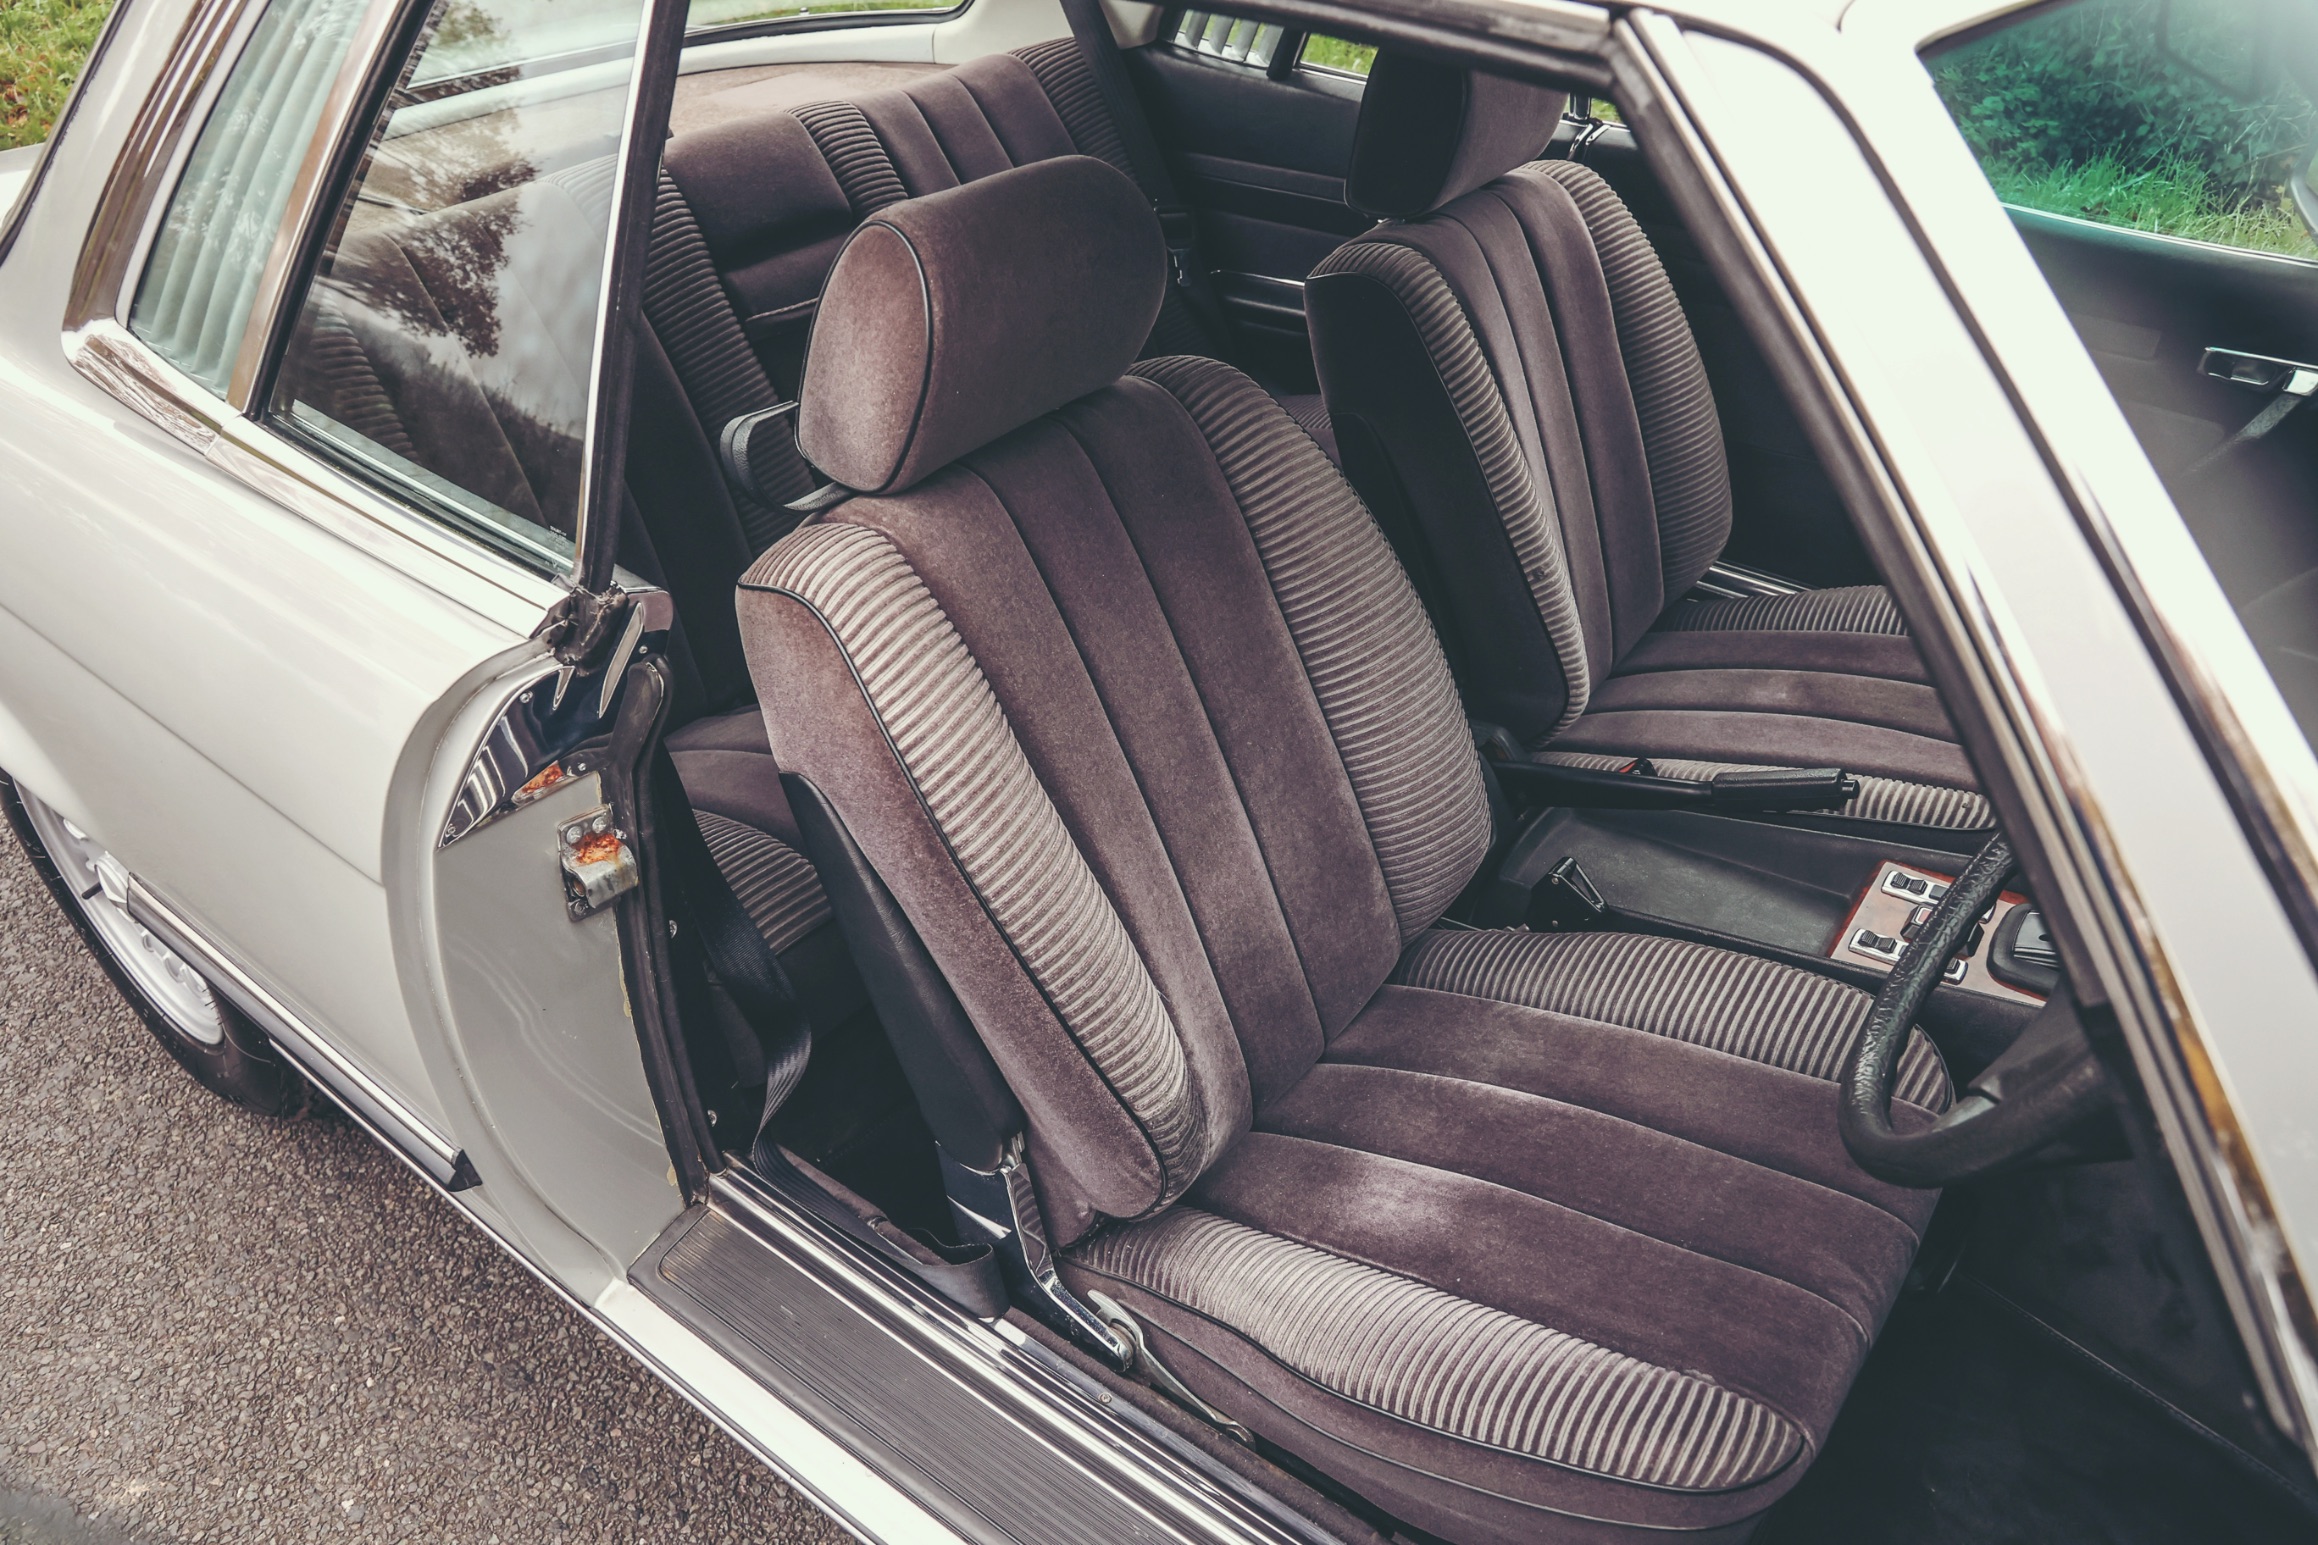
[[1986, 154, 2318, 258], [1300, 34, 1374, 77], [0, 0, 113, 153]]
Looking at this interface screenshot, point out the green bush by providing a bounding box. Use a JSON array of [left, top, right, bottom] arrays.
[[1, 0, 116, 153], [1931, 0, 2315, 247]]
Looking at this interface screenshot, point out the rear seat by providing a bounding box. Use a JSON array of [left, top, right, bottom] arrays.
[[284, 38, 1338, 1039]]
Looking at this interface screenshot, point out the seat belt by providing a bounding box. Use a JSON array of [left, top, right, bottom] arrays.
[[1051, 0, 1234, 348], [650, 747, 814, 1150]]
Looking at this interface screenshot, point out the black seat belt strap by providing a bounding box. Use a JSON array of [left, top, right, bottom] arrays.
[[650, 748, 814, 1146], [1050, 0, 1233, 344]]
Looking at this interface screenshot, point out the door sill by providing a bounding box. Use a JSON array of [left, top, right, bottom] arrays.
[[633, 1167, 1336, 1545]]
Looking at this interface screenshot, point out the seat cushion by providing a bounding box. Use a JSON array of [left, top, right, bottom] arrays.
[[1544, 586, 1993, 830], [1063, 927, 1947, 1543]]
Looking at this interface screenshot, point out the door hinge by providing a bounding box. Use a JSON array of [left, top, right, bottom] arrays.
[[559, 804, 640, 919]]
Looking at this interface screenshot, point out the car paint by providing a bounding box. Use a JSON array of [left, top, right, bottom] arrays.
[[3, 0, 2316, 1531]]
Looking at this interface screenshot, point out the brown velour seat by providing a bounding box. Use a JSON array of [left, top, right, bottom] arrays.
[[1306, 54, 1989, 833], [734, 153, 1950, 1543]]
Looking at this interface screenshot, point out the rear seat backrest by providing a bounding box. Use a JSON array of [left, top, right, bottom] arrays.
[[658, 39, 1222, 404]]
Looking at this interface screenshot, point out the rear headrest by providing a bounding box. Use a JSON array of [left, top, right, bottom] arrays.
[[1346, 52, 1568, 219], [797, 156, 1163, 495]]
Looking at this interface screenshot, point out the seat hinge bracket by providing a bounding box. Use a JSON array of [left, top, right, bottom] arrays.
[[1085, 1289, 1254, 1444]]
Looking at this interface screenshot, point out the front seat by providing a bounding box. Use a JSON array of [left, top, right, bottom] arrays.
[[1306, 54, 1988, 834], [736, 154, 1951, 1543]]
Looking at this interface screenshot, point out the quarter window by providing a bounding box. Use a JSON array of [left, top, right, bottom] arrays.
[[1930, 0, 2317, 257], [128, 0, 374, 394], [265, 0, 656, 573]]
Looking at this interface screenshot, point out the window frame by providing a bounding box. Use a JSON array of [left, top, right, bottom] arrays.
[[57, 0, 687, 597], [680, 0, 972, 48]]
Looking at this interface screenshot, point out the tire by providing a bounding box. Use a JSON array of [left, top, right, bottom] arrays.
[[4, 775, 312, 1117]]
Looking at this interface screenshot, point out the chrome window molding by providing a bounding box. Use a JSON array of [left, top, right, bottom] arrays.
[[65, 318, 563, 633], [1625, 2, 2318, 1462], [65, 0, 269, 335], [60, 0, 579, 624], [682, 0, 972, 47]]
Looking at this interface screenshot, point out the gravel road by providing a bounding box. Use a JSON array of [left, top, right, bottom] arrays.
[[0, 832, 853, 1545]]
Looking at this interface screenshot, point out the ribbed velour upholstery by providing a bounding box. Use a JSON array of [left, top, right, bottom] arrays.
[[1395, 928, 1953, 1112], [643, 174, 812, 550], [1534, 162, 1732, 602], [747, 519, 1215, 1207], [1311, 240, 1594, 738], [1013, 37, 1138, 180], [792, 100, 909, 215], [1071, 1206, 1804, 1491], [1310, 145, 1979, 822], [1130, 358, 1491, 938], [1535, 749, 1994, 831], [696, 812, 833, 954], [1659, 585, 1907, 636]]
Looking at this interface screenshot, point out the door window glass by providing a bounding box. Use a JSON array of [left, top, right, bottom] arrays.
[[128, 0, 373, 393], [1931, 0, 2316, 257], [267, 0, 652, 573]]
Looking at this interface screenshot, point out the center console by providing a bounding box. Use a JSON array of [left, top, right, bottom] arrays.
[[1480, 805, 2052, 1077]]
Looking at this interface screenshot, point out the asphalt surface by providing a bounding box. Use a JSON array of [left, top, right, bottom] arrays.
[[0, 833, 854, 1545]]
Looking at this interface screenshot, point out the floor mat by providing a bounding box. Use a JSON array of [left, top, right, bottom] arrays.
[[1756, 1280, 2318, 1545]]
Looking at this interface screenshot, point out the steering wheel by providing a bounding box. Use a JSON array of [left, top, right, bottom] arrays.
[[1839, 834, 2116, 1188]]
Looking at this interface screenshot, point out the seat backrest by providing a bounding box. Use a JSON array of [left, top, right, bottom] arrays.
[[736, 157, 1491, 1241], [1307, 53, 1734, 751]]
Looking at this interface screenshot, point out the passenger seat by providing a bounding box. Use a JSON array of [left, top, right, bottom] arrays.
[[1306, 54, 1987, 831]]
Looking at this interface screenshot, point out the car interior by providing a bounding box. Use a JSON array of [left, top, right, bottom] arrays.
[[242, 1, 2318, 1539]]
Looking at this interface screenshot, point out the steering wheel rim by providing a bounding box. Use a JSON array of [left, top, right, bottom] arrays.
[[1839, 833, 2113, 1187]]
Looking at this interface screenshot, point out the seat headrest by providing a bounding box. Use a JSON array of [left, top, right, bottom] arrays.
[[796, 156, 1164, 495], [1345, 52, 1568, 220]]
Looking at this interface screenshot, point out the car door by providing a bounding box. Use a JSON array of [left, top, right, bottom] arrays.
[[1923, 0, 2318, 612], [1125, 11, 1372, 388], [0, 0, 697, 1279]]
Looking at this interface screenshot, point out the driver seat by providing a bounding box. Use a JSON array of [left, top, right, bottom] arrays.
[[735, 155, 1951, 1544]]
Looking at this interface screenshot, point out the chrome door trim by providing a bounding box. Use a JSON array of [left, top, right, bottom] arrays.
[[225, 0, 417, 407], [704, 1167, 1332, 1545], [65, 319, 563, 631], [65, 0, 266, 333], [1622, 4, 2318, 1460], [121, 871, 473, 1187]]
